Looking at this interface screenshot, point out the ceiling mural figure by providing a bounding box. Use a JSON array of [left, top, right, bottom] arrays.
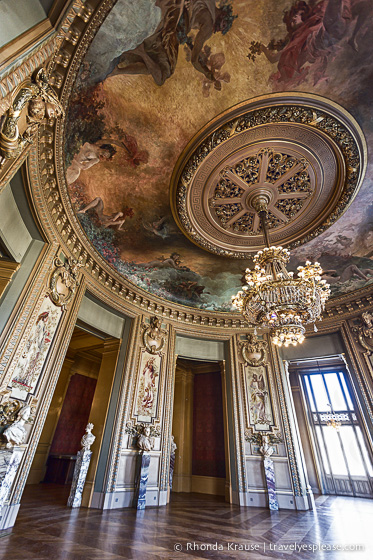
[[106, 0, 236, 88], [248, 0, 370, 88], [65, 0, 373, 311]]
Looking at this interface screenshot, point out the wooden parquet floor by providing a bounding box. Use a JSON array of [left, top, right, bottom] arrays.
[[0, 484, 372, 560]]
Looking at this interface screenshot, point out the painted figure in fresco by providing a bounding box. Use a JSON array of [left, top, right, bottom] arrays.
[[250, 372, 271, 424], [137, 252, 186, 270], [321, 264, 373, 284], [107, 0, 236, 88], [142, 216, 170, 239], [198, 47, 230, 96], [141, 357, 158, 411], [252, 0, 370, 88], [78, 197, 131, 230], [66, 142, 117, 185]]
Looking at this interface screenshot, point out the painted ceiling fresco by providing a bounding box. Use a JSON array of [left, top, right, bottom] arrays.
[[65, 0, 373, 311]]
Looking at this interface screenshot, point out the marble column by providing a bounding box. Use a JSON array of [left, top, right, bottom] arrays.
[[67, 448, 93, 508], [135, 451, 151, 510], [263, 457, 279, 511], [0, 445, 26, 511]]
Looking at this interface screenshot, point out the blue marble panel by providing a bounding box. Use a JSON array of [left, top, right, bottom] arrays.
[[135, 452, 151, 510], [264, 457, 279, 511], [169, 452, 175, 489]]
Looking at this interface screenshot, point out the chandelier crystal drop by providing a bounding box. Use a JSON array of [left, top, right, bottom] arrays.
[[232, 196, 331, 347]]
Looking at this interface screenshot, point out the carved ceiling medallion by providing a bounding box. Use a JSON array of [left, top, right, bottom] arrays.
[[171, 94, 366, 258]]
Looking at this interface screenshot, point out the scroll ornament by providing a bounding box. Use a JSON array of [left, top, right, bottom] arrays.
[[142, 316, 166, 354], [49, 256, 82, 308], [0, 68, 64, 167], [352, 311, 373, 352], [239, 334, 268, 367]]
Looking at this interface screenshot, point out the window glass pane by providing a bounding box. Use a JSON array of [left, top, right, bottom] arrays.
[[339, 373, 354, 411], [322, 426, 348, 476], [315, 425, 330, 474], [356, 427, 373, 477], [324, 373, 346, 411], [310, 374, 330, 411], [340, 426, 366, 476], [304, 375, 316, 412]]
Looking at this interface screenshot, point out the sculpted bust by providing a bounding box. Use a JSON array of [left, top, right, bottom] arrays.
[[170, 435, 177, 454], [260, 435, 274, 459], [137, 425, 154, 452], [3, 405, 30, 447], [81, 423, 95, 451]]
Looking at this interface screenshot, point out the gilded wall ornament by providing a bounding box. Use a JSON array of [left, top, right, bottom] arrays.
[[245, 430, 283, 448], [125, 421, 161, 451], [49, 256, 82, 308], [0, 68, 63, 168], [352, 311, 373, 352], [142, 316, 166, 354], [239, 334, 268, 367], [0, 395, 22, 427]]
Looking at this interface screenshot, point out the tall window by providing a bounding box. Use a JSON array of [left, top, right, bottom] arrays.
[[302, 368, 373, 497]]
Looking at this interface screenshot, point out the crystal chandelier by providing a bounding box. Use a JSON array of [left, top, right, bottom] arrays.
[[232, 195, 331, 347]]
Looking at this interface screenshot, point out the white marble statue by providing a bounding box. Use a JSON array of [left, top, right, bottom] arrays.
[[3, 405, 30, 448], [137, 425, 154, 452], [170, 435, 177, 454], [81, 423, 95, 451], [260, 435, 274, 459]]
